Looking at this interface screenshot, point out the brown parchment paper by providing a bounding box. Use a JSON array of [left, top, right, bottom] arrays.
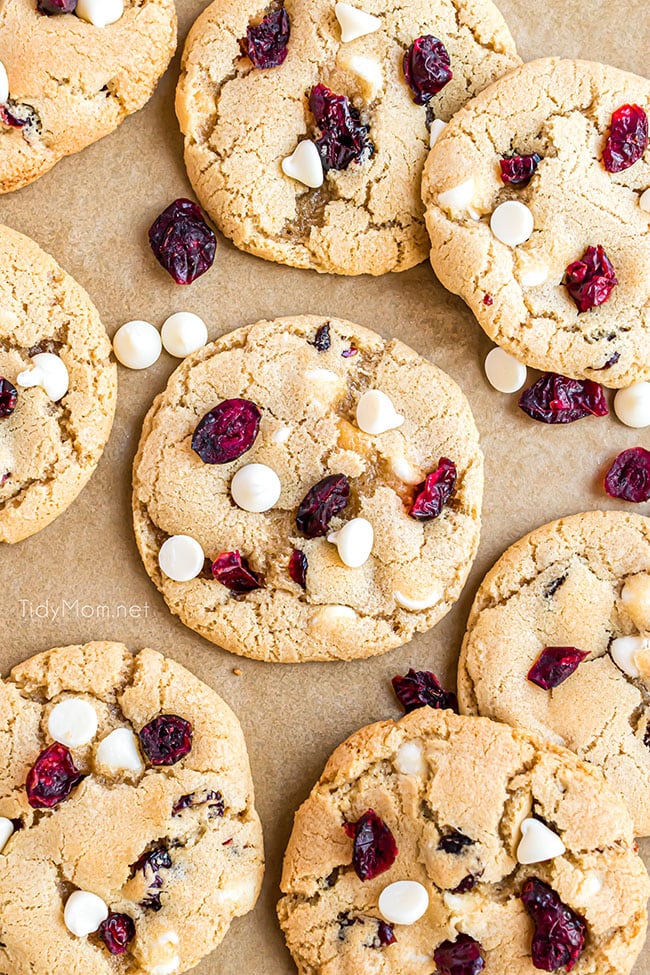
[[0, 1, 649, 971]]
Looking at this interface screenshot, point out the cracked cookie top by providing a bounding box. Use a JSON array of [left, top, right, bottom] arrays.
[[422, 58, 650, 388], [0, 641, 264, 975], [175, 0, 520, 276], [278, 708, 649, 975]]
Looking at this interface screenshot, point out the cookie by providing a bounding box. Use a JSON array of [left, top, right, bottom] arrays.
[[422, 58, 650, 387], [0, 224, 116, 544], [132, 315, 483, 663], [0, 0, 176, 193], [0, 641, 264, 975], [458, 510, 650, 836], [278, 708, 649, 974], [175, 0, 520, 276]]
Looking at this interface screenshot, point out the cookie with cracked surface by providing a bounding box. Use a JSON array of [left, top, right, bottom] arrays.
[[0, 640, 264, 975], [132, 315, 483, 662], [458, 510, 650, 836], [422, 58, 650, 387], [175, 0, 520, 276], [0, 0, 176, 193], [278, 708, 649, 974], [0, 224, 116, 544]]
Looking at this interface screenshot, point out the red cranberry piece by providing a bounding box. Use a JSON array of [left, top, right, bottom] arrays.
[[528, 646, 589, 690], [312, 322, 331, 351], [438, 829, 473, 854], [212, 551, 264, 593], [376, 921, 396, 947], [392, 668, 459, 713], [403, 36, 452, 105], [240, 3, 290, 68], [139, 714, 193, 766], [0, 102, 40, 134], [565, 245, 618, 313], [482, 293, 493, 306], [25, 743, 84, 809], [603, 104, 649, 173], [296, 473, 350, 537], [604, 447, 650, 503], [37, 0, 77, 11], [341, 345, 358, 357], [522, 877, 586, 972], [173, 789, 224, 816], [310, 84, 374, 172], [148, 198, 216, 285], [409, 458, 457, 520], [131, 847, 172, 911], [0, 378, 18, 417], [344, 810, 398, 881], [99, 913, 135, 955], [191, 398, 261, 464], [452, 872, 483, 894], [434, 934, 485, 975], [289, 549, 308, 589], [518, 373, 608, 424], [500, 152, 542, 185]]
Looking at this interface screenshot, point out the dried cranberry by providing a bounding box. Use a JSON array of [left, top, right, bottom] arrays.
[[0, 379, 18, 417], [312, 322, 331, 351], [296, 473, 349, 537], [482, 294, 493, 306], [25, 743, 84, 809], [565, 245, 618, 312], [344, 810, 398, 881], [192, 398, 261, 464], [434, 934, 485, 975], [131, 847, 172, 911], [603, 104, 648, 173], [240, 4, 290, 68], [37, 0, 76, 12], [289, 549, 308, 589], [172, 789, 224, 817], [403, 36, 452, 105], [500, 153, 541, 185], [528, 647, 589, 690], [452, 872, 483, 894], [392, 668, 459, 713], [99, 913, 135, 955], [376, 921, 396, 947], [149, 198, 216, 285], [521, 877, 586, 972], [341, 346, 358, 358], [594, 351, 621, 370], [0, 101, 41, 135], [310, 84, 374, 172], [409, 459, 457, 520], [212, 551, 264, 593], [139, 714, 193, 766], [644, 723, 650, 749], [438, 829, 473, 854], [604, 447, 650, 503], [518, 373, 608, 423]]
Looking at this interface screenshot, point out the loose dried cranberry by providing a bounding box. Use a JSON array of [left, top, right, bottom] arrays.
[[212, 551, 264, 593], [149, 198, 216, 285], [296, 473, 349, 537], [409, 458, 457, 520], [604, 447, 650, 503], [565, 245, 618, 313], [37, 0, 76, 12], [452, 872, 483, 894], [192, 398, 261, 464], [521, 877, 586, 972], [312, 322, 331, 351], [438, 829, 473, 854], [603, 104, 648, 173], [403, 36, 452, 105], [344, 810, 398, 881], [0, 379, 18, 417], [99, 913, 135, 955], [310, 84, 374, 172], [500, 153, 541, 185], [240, 4, 290, 68], [289, 549, 308, 588], [376, 921, 396, 947], [392, 668, 459, 713], [518, 373, 608, 423], [131, 847, 172, 911], [434, 934, 485, 975], [528, 647, 589, 690], [25, 743, 84, 809], [139, 714, 193, 766]]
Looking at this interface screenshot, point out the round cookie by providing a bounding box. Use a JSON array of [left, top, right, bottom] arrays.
[[0, 0, 176, 193], [458, 510, 650, 836], [175, 0, 520, 276], [132, 315, 484, 663], [278, 708, 649, 974], [422, 58, 650, 387], [0, 641, 264, 975], [0, 225, 116, 544]]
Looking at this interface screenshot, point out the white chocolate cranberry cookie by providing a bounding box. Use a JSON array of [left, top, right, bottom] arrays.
[[0, 225, 116, 544], [0, 641, 264, 975], [278, 708, 649, 975], [459, 510, 650, 836], [0, 0, 176, 193], [422, 58, 650, 387], [132, 316, 483, 662], [175, 0, 520, 276]]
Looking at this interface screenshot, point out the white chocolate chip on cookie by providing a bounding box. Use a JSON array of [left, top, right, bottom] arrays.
[[48, 698, 98, 748], [64, 891, 109, 938], [356, 389, 404, 435], [490, 200, 534, 247], [75, 0, 124, 26], [158, 535, 205, 582], [0, 61, 8, 105], [0, 817, 14, 853], [231, 463, 281, 513], [517, 818, 566, 864], [17, 353, 69, 402], [621, 573, 650, 631], [334, 2, 381, 42], [282, 141, 324, 189], [95, 727, 144, 774], [395, 741, 426, 775], [328, 517, 373, 568], [378, 881, 429, 925]]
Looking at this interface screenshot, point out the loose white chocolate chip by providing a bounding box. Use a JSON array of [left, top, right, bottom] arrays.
[[640, 189, 650, 213], [113, 320, 162, 370], [75, 0, 123, 25], [429, 119, 447, 149], [343, 55, 383, 98], [490, 200, 534, 247], [609, 635, 650, 678], [394, 589, 441, 611], [0, 61, 8, 105], [621, 574, 650, 631], [328, 517, 373, 568], [438, 177, 476, 215], [150, 930, 180, 975], [96, 727, 144, 773], [335, 2, 381, 42], [378, 880, 429, 925], [0, 817, 14, 853], [614, 382, 650, 429], [484, 347, 527, 394], [230, 463, 281, 513], [282, 140, 324, 189], [516, 818, 566, 864], [64, 891, 109, 937], [48, 698, 98, 748], [161, 312, 208, 358], [17, 353, 69, 402], [158, 535, 205, 582], [356, 389, 404, 435], [395, 741, 426, 775]]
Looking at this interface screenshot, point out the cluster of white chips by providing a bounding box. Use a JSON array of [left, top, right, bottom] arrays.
[[113, 312, 208, 369]]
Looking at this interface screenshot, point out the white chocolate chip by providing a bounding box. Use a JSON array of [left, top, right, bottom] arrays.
[[395, 741, 426, 775], [271, 425, 291, 444], [621, 574, 650, 631], [64, 891, 109, 937], [17, 353, 69, 402], [490, 200, 534, 247], [96, 727, 144, 774], [158, 535, 205, 582], [516, 818, 566, 864], [394, 589, 441, 611], [282, 140, 324, 189], [610, 636, 650, 678], [328, 517, 373, 568], [640, 188, 650, 213], [484, 347, 527, 394], [579, 873, 603, 899], [150, 930, 180, 975], [311, 605, 358, 631], [390, 456, 422, 484], [305, 368, 340, 383], [519, 263, 549, 288], [0, 61, 8, 105], [48, 698, 98, 748], [113, 320, 162, 370], [75, 0, 123, 25], [343, 55, 383, 98], [334, 2, 381, 42], [438, 177, 476, 215], [161, 312, 208, 358], [0, 817, 14, 853], [614, 382, 650, 429], [356, 389, 404, 435], [378, 880, 429, 925], [230, 463, 281, 513], [429, 119, 447, 149]]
